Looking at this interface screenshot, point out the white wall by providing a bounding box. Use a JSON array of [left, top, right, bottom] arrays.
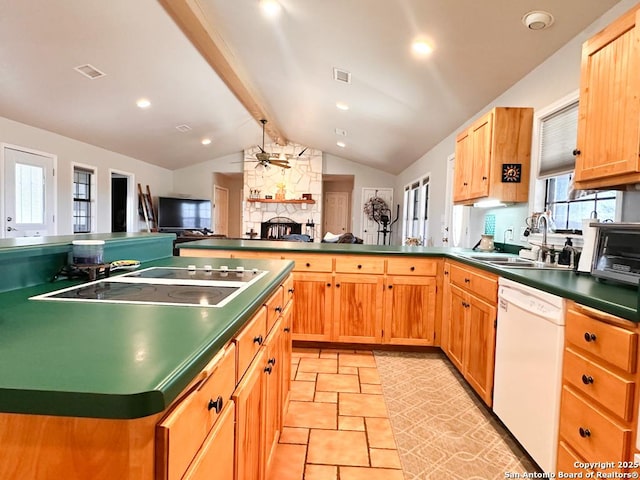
[[0, 116, 173, 235], [394, 0, 639, 247], [324, 153, 396, 239], [172, 152, 243, 198]]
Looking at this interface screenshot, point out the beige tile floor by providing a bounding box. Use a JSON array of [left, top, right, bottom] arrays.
[[268, 348, 537, 480], [267, 347, 404, 480]]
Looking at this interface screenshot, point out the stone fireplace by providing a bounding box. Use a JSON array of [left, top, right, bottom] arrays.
[[243, 143, 322, 241]]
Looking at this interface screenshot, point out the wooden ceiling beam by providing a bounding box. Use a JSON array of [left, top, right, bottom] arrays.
[[158, 0, 288, 145]]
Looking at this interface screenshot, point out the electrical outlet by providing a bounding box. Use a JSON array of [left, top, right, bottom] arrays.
[[506, 226, 514, 241]]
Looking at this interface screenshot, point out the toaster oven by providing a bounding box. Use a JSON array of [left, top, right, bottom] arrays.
[[591, 223, 640, 286]]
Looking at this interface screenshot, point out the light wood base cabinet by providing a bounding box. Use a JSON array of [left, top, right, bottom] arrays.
[[333, 273, 384, 344], [442, 262, 497, 406]]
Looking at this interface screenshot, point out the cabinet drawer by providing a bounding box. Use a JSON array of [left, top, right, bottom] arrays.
[[386, 257, 438, 276], [182, 400, 235, 480], [335, 255, 385, 274], [234, 307, 267, 381], [559, 386, 631, 463], [566, 308, 637, 372], [564, 347, 635, 421], [231, 250, 283, 259], [557, 441, 592, 476], [283, 274, 294, 306], [449, 263, 497, 302], [156, 344, 237, 480], [265, 286, 284, 333], [285, 253, 333, 272]]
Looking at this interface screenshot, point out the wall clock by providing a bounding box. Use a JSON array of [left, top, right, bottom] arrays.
[[501, 164, 522, 183]]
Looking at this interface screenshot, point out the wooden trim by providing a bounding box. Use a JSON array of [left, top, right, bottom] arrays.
[[247, 199, 316, 204]]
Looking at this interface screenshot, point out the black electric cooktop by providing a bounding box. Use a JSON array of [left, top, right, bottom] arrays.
[[32, 266, 268, 308]]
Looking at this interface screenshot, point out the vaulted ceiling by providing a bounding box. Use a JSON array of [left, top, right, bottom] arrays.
[[0, 0, 622, 173]]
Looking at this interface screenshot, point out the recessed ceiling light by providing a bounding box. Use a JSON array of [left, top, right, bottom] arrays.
[[201, 138, 212, 145], [412, 40, 433, 56], [336, 102, 349, 111], [136, 98, 151, 109], [259, 0, 281, 17], [336, 141, 346, 148]]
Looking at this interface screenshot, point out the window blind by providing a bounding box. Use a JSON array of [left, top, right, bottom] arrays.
[[538, 101, 578, 177]]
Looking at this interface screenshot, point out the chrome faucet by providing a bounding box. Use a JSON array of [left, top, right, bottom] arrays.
[[536, 214, 552, 262]]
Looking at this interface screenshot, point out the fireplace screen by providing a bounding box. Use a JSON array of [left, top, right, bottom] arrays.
[[261, 217, 302, 240]]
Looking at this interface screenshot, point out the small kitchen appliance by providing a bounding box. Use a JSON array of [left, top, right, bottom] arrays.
[[590, 222, 640, 285]]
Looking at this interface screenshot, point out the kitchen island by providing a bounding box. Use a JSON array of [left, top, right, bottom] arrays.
[[0, 235, 294, 479]]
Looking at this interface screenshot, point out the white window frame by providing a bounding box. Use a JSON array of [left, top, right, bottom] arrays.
[[529, 91, 622, 247], [402, 175, 430, 245], [72, 163, 97, 233]]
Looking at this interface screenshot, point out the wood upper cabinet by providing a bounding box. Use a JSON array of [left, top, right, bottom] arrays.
[[453, 107, 533, 205], [333, 273, 384, 344], [574, 4, 640, 190], [383, 275, 437, 345]]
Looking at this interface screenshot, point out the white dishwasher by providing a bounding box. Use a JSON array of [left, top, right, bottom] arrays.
[[493, 277, 566, 473]]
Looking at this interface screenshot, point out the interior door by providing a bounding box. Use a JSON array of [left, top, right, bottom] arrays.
[[361, 187, 393, 245], [213, 185, 229, 235], [3, 145, 55, 238], [323, 191, 350, 235]]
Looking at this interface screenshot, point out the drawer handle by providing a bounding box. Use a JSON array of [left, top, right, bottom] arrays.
[[284, 327, 291, 333], [464, 278, 470, 283], [208, 396, 224, 413], [268, 357, 276, 366], [357, 264, 362, 269], [253, 335, 263, 345], [275, 306, 282, 313], [583, 332, 597, 342], [264, 365, 273, 375], [444, 271, 449, 276], [306, 262, 311, 267], [288, 288, 294, 294], [581, 374, 594, 385], [578, 427, 591, 438], [336, 283, 341, 288], [388, 285, 393, 289], [410, 266, 415, 271], [327, 283, 332, 287]]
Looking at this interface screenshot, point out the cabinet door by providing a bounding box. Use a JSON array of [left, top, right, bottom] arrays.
[[453, 130, 472, 203], [182, 402, 235, 480], [280, 302, 293, 421], [574, 7, 640, 187], [333, 274, 384, 344], [232, 349, 265, 480], [263, 319, 283, 474], [291, 272, 333, 341], [463, 294, 497, 406], [446, 284, 467, 371], [469, 113, 493, 200], [383, 275, 436, 346]]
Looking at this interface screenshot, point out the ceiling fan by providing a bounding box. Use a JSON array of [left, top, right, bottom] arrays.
[[249, 119, 291, 169]]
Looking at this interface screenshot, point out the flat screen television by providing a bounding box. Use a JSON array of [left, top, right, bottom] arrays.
[[157, 197, 212, 231]]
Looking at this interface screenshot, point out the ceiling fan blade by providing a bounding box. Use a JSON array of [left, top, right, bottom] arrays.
[[297, 147, 308, 157], [257, 144, 266, 153]]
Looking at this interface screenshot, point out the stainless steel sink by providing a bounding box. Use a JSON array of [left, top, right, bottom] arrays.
[[467, 254, 573, 270]]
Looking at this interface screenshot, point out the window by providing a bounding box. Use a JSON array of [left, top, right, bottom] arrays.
[[536, 98, 616, 232], [73, 166, 95, 233], [403, 176, 429, 244]]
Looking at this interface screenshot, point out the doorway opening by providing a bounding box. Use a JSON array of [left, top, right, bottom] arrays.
[[110, 170, 135, 233]]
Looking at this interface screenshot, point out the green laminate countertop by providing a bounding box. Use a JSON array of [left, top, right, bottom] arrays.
[[179, 239, 640, 322], [0, 256, 293, 419]]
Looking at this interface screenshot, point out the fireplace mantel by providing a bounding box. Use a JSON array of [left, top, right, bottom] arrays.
[[247, 198, 316, 204]]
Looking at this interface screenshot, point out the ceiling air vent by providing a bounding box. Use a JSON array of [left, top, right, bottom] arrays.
[[73, 64, 106, 80], [175, 124, 192, 133], [333, 68, 351, 84], [335, 128, 347, 136]]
